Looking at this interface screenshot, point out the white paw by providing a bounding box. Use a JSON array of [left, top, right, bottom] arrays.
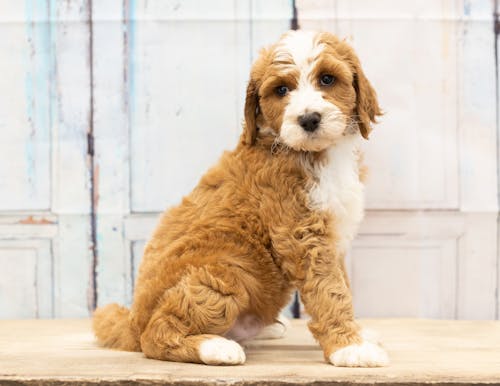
[[199, 337, 246, 365], [254, 315, 290, 340], [329, 341, 389, 367]]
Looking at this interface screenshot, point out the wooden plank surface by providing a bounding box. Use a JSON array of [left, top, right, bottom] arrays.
[[1, 319, 499, 385]]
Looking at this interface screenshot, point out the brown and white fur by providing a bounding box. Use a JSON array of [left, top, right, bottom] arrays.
[[93, 30, 388, 367]]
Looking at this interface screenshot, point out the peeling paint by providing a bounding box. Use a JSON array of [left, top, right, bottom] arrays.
[[464, 1, 471, 17], [123, 0, 137, 121], [24, 0, 52, 202], [93, 163, 100, 208], [19, 215, 55, 225]]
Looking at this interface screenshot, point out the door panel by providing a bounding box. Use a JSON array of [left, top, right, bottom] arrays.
[[0, 2, 51, 210], [0, 240, 53, 318], [352, 239, 457, 318], [0, 1, 92, 318]]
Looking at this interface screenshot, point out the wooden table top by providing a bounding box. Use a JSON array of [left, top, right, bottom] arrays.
[[1, 318, 499, 385]]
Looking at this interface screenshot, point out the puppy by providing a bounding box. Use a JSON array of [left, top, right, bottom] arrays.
[[93, 30, 388, 367]]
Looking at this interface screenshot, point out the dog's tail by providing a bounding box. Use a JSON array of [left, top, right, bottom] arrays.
[[92, 303, 141, 351]]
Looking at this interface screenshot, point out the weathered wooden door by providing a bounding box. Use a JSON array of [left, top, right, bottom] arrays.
[[1, 0, 498, 320], [0, 0, 295, 319], [0, 1, 92, 318]]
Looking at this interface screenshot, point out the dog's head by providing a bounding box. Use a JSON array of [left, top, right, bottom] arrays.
[[242, 31, 381, 152]]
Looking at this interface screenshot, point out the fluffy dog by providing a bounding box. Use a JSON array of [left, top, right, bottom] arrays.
[[93, 30, 388, 367]]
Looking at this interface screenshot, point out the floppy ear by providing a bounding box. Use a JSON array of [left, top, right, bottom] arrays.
[[242, 78, 259, 146], [352, 59, 382, 139]]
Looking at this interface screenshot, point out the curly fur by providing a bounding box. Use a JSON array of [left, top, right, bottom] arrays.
[[93, 30, 385, 366]]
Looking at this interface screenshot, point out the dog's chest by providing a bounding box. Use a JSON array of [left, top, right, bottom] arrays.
[[308, 138, 364, 253]]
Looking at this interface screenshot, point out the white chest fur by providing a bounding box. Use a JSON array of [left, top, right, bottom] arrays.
[[308, 134, 365, 253]]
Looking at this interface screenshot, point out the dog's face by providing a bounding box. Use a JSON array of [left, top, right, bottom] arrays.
[[243, 31, 381, 152]]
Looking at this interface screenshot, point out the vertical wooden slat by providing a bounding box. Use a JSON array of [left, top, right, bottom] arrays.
[[455, 0, 497, 319], [50, 0, 93, 317], [0, 1, 51, 210], [0, 1, 93, 318], [458, 0, 497, 213], [496, 0, 500, 320], [92, 0, 131, 307]]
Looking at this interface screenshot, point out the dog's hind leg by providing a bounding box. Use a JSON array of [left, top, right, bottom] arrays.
[[139, 264, 251, 365]]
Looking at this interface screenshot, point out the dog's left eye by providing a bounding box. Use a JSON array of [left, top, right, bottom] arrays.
[[319, 74, 335, 86], [275, 85, 289, 97]]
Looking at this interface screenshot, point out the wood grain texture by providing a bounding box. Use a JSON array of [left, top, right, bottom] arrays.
[[2, 318, 500, 384], [92, 0, 131, 308], [50, 0, 93, 317], [0, 2, 51, 210], [496, 0, 500, 320]]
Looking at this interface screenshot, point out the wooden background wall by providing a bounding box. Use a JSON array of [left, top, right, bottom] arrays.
[[0, 0, 498, 320]]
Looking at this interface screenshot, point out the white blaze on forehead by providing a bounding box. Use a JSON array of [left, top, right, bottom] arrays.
[[278, 31, 319, 67]]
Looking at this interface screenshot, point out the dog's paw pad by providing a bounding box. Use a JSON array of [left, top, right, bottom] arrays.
[[329, 341, 389, 367], [199, 337, 246, 365]]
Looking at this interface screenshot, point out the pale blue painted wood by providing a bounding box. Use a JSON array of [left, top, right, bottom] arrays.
[[0, 1, 92, 318], [0, 1, 51, 210], [92, 0, 133, 307]]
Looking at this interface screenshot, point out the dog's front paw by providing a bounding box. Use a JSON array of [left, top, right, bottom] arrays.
[[329, 341, 389, 367], [199, 337, 246, 365]]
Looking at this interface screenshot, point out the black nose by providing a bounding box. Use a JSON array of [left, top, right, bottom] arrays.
[[298, 112, 321, 132]]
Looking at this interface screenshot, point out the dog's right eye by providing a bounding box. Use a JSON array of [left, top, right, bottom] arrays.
[[275, 85, 289, 97]]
